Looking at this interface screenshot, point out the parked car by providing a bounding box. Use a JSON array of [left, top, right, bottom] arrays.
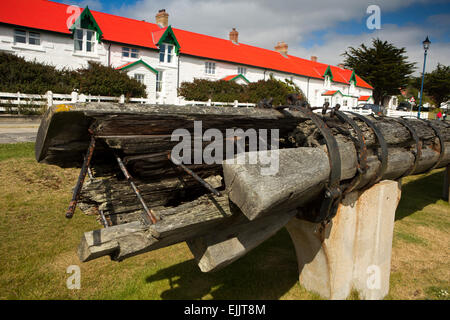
[[355, 104, 386, 116], [396, 101, 411, 111]]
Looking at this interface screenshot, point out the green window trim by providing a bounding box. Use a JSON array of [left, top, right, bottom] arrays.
[[156, 26, 181, 55], [118, 60, 158, 75], [229, 74, 250, 83], [322, 90, 343, 97], [323, 65, 333, 81], [349, 70, 357, 86], [69, 6, 103, 43]]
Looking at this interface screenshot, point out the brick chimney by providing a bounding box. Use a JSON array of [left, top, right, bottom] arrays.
[[156, 9, 169, 28], [275, 41, 288, 57], [310, 56, 317, 62], [229, 28, 239, 44]]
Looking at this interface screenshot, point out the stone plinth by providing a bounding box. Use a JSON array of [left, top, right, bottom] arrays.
[[286, 180, 401, 300]]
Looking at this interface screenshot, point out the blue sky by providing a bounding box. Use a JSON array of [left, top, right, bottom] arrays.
[[56, 0, 450, 74]]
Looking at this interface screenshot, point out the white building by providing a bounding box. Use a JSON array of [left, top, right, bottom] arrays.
[[0, 0, 373, 106]]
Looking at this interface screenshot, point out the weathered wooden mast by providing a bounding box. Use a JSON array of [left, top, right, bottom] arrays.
[[35, 103, 450, 271]]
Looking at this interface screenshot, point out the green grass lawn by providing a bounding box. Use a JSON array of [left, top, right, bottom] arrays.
[[0, 142, 448, 300]]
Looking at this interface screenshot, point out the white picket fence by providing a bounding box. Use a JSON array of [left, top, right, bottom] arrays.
[[0, 91, 257, 112], [385, 108, 429, 119], [180, 98, 256, 108], [313, 106, 429, 119], [0, 91, 430, 119]]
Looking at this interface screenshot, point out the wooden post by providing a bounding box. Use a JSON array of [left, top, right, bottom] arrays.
[[17, 91, 21, 115], [71, 91, 78, 103], [46, 91, 53, 108]]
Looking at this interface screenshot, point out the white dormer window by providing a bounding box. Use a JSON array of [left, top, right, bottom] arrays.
[[350, 80, 355, 93], [237, 66, 247, 75], [159, 43, 174, 64], [74, 29, 95, 53], [324, 75, 331, 88]]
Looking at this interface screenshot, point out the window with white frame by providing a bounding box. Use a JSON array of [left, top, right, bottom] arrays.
[[156, 71, 163, 92], [343, 99, 348, 107], [74, 29, 95, 53], [324, 75, 331, 88], [392, 97, 397, 106], [14, 29, 41, 46], [134, 74, 145, 84], [123, 47, 139, 59], [324, 97, 330, 103], [350, 81, 355, 93], [237, 66, 247, 75], [159, 43, 174, 64], [205, 62, 216, 75]]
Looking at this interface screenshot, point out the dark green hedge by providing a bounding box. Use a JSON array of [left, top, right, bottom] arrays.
[[178, 76, 307, 106], [0, 52, 147, 97]]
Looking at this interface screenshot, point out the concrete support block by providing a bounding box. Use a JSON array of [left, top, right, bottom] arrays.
[[286, 180, 401, 300]]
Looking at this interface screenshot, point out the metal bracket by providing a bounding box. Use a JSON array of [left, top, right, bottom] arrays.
[[345, 111, 388, 191], [418, 118, 446, 172], [330, 107, 368, 194], [288, 104, 342, 223], [391, 117, 422, 177]]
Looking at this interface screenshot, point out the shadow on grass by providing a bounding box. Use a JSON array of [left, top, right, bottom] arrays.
[[395, 170, 446, 221], [145, 228, 300, 300]]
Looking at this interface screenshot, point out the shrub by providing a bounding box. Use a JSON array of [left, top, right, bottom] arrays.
[[178, 79, 246, 102], [178, 75, 307, 106], [75, 61, 147, 98], [245, 77, 306, 105], [0, 52, 72, 94], [0, 52, 147, 97]]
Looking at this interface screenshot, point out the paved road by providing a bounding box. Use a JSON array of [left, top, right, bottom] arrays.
[[0, 118, 40, 144]]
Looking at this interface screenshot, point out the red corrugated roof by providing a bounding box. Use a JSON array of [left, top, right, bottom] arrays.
[[358, 95, 371, 101], [222, 75, 239, 81], [322, 90, 338, 96], [1, 0, 373, 89], [116, 61, 134, 69]]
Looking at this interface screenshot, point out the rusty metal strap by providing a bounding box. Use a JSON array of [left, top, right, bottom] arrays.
[[391, 117, 422, 177], [332, 110, 368, 194], [345, 112, 388, 190], [290, 106, 342, 222], [66, 134, 96, 219], [417, 119, 446, 172], [168, 152, 221, 197], [116, 155, 158, 225]]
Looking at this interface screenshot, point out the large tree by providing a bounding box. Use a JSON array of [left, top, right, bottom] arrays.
[[422, 63, 450, 108], [342, 38, 415, 105]]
